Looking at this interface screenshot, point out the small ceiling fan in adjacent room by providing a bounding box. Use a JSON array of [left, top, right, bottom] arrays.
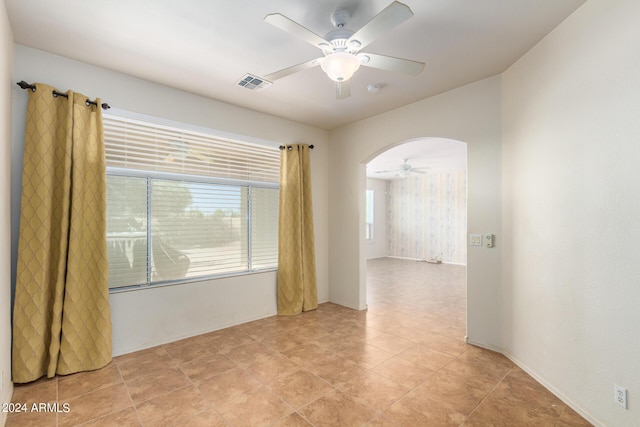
[[261, 1, 426, 99], [375, 159, 430, 178]]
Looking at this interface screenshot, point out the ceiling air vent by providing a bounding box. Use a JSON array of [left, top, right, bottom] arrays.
[[237, 74, 272, 91]]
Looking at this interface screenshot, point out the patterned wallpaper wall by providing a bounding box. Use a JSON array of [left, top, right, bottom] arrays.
[[387, 171, 466, 264]]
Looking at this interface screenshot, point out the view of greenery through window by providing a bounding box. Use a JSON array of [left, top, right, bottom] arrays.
[[103, 113, 280, 290]]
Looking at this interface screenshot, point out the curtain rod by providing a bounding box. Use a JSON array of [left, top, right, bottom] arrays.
[[17, 81, 111, 110], [279, 145, 314, 151]]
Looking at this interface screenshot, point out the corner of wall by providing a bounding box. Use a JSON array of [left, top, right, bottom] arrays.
[[1, 0, 15, 419]]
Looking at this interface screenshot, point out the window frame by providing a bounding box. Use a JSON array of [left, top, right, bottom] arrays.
[[104, 110, 281, 293], [365, 189, 374, 241]]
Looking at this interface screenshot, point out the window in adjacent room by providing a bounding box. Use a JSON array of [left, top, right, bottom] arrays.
[[365, 189, 374, 241], [104, 113, 280, 291]]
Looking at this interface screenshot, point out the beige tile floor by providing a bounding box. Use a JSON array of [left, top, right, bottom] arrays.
[[6, 258, 592, 426]]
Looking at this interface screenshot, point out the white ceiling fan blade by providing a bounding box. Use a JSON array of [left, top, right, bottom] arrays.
[[264, 13, 329, 49], [264, 58, 321, 81], [336, 80, 351, 99], [359, 53, 425, 76], [347, 1, 414, 51]]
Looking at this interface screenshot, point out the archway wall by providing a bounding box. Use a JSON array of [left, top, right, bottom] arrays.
[[328, 75, 503, 348]]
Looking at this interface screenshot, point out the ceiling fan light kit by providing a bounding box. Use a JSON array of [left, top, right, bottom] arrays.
[[320, 51, 361, 82], [260, 1, 425, 98]]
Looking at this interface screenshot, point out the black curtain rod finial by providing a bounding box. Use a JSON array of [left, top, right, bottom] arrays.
[[17, 81, 36, 91]]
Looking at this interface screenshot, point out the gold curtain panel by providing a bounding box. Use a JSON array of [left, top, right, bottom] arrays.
[[277, 144, 318, 315], [12, 83, 112, 383]]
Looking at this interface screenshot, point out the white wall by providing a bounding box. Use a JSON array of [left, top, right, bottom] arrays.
[[329, 76, 502, 347], [0, 1, 13, 423], [365, 178, 387, 260], [501, 0, 640, 425], [11, 45, 330, 356]]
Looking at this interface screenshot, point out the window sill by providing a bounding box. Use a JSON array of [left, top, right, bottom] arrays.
[[108, 267, 277, 294]]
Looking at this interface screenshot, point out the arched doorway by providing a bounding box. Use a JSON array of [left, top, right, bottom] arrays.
[[362, 138, 467, 337]]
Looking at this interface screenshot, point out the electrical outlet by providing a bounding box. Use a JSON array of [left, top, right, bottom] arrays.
[[615, 384, 627, 409]]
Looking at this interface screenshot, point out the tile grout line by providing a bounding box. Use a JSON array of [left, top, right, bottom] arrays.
[[555, 404, 568, 427], [369, 345, 472, 422], [165, 345, 232, 427], [235, 355, 304, 422], [173, 339, 255, 425], [458, 366, 515, 425], [115, 361, 144, 427], [59, 363, 141, 426]]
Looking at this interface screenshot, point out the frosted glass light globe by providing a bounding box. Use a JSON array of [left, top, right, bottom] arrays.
[[320, 52, 361, 82]]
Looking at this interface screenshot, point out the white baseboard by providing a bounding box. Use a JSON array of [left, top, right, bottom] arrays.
[[385, 255, 467, 266], [465, 338, 603, 427], [499, 350, 603, 427], [465, 338, 503, 353], [113, 300, 334, 357], [112, 311, 278, 357]]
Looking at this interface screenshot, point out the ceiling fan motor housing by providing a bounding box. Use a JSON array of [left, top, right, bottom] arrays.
[[325, 10, 361, 53]]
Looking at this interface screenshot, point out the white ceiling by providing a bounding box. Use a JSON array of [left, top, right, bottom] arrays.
[[6, 0, 584, 175], [6, 0, 585, 131]]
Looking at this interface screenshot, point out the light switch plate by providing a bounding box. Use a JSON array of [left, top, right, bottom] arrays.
[[470, 234, 482, 246]]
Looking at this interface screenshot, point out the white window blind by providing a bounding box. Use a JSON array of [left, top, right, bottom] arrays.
[[104, 114, 280, 290], [104, 115, 280, 182]]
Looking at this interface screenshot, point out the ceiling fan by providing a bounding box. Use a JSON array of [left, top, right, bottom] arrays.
[[375, 159, 430, 178], [263, 1, 425, 99]]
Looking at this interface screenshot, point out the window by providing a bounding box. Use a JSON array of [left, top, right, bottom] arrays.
[[365, 189, 374, 240], [104, 114, 280, 290]]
